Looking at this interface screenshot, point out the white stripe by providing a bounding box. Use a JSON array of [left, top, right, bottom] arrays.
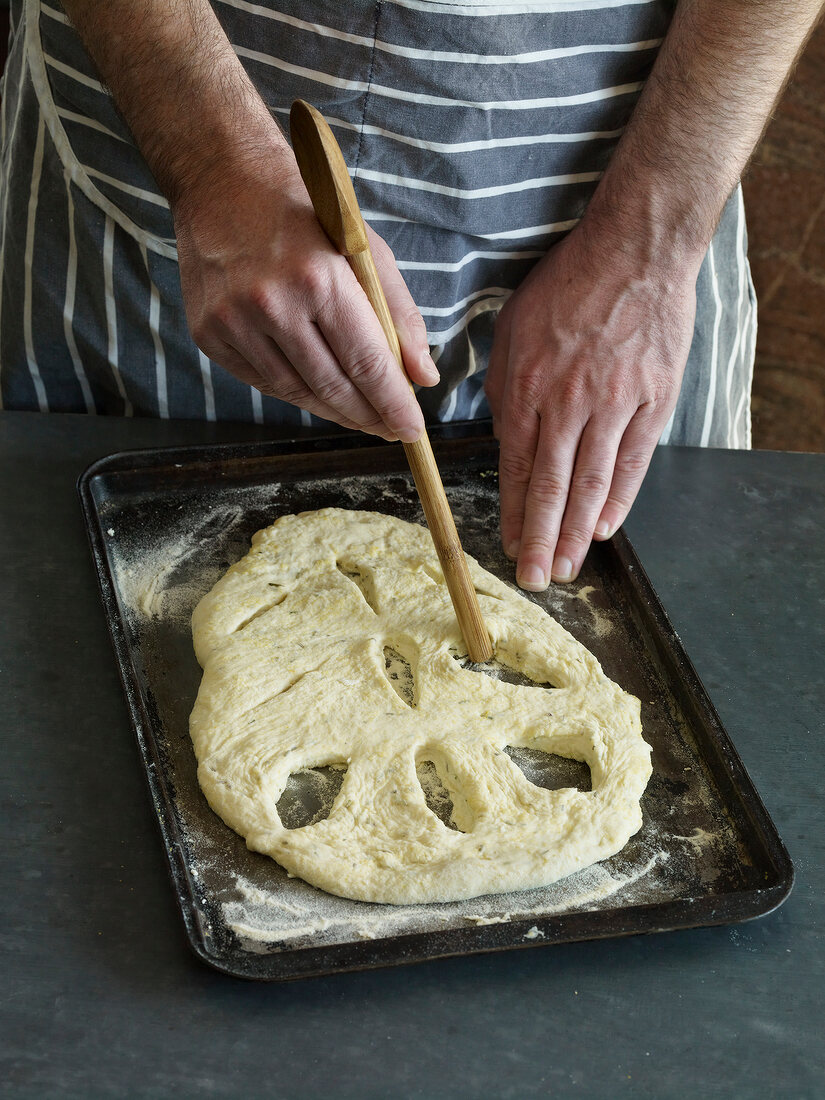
[[0, 46, 9, 149], [250, 387, 264, 424], [235, 46, 642, 110], [428, 294, 507, 344], [724, 191, 747, 448], [658, 408, 675, 446], [272, 106, 623, 154], [699, 240, 723, 448], [385, 0, 657, 12], [219, 2, 660, 64], [397, 248, 543, 272], [355, 165, 600, 199], [198, 351, 216, 421], [0, 40, 27, 408], [103, 216, 133, 416], [745, 291, 757, 448], [43, 53, 108, 94], [57, 106, 131, 144], [443, 384, 460, 422], [64, 177, 96, 413], [85, 167, 170, 209], [363, 209, 579, 241], [733, 252, 758, 451], [418, 285, 511, 317], [140, 243, 169, 419], [23, 115, 49, 412], [468, 383, 489, 419], [27, 18, 177, 259], [300, 408, 312, 427], [41, 3, 70, 25]]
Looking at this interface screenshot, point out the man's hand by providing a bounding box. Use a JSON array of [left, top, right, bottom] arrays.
[[175, 158, 436, 441], [485, 221, 699, 590], [485, 0, 824, 588], [62, 0, 437, 439]]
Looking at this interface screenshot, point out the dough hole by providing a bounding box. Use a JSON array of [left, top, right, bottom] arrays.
[[416, 759, 461, 831], [276, 764, 347, 830], [336, 560, 379, 614], [504, 746, 591, 792], [453, 654, 556, 690], [416, 756, 474, 833], [383, 645, 416, 707]]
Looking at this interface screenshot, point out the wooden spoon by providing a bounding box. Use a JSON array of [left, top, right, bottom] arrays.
[[289, 99, 492, 663]]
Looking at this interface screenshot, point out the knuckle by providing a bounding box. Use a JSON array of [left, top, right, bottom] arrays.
[[313, 375, 351, 408], [189, 319, 211, 350], [200, 301, 235, 340], [571, 467, 611, 496], [516, 368, 548, 410], [527, 471, 568, 508], [499, 450, 535, 486], [558, 523, 594, 551], [345, 347, 391, 387], [246, 283, 280, 319], [614, 449, 650, 478], [297, 261, 330, 302], [520, 533, 555, 557], [557, 374, 591, 410], [602, 383, 635, 415], [273, 380, 310, 406], [400, 305, 427, 341]]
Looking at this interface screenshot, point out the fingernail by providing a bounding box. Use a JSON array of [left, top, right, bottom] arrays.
[[552, 556, 574, 582], [506, 540, 520, 560], [595, 520, 611, 539], [398, 423, 424, 443], [421, 352, 439, 382], [518, 564, 548, 591]]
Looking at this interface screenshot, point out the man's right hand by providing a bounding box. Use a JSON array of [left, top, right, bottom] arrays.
[[61, 0, 437, 439], [174, 156, 438, 440]]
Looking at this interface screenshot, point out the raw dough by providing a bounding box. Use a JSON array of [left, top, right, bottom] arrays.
[[190, 509, 651, 904]]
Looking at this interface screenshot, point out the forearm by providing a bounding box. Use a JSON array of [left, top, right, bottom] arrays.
[[61, 0, 291, 209], [584, 0, 824, 263]]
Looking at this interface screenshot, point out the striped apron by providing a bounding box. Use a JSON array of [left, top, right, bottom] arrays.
[[0, 0, 755, 446]]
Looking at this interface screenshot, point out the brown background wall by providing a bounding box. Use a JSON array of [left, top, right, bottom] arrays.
[[1, 10, 822, 451], [742, 17, 825, 453]]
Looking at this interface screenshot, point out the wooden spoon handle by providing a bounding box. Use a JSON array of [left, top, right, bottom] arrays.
[[348, 251, 493, 664], [288, 99, 492, 662]]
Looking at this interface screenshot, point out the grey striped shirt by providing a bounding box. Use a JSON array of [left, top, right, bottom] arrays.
[[0, 0, 755, 445]]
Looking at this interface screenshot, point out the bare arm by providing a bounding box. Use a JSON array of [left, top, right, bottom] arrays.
[[485, 0, 824, 589], [61, 0, 437, 438]]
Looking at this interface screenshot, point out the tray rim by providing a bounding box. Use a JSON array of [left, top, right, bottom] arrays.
[[77, 429, 795, 982]]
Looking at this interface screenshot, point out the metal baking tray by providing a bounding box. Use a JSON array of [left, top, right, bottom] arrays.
[[78, 427, 793, 981]]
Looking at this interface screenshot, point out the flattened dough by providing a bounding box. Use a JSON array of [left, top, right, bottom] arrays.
[[190, 509, 651, 904]]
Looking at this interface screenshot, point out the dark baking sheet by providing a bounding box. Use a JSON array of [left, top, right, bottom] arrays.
[[78, 427, 793, 981]]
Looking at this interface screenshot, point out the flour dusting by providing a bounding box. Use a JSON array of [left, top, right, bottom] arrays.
[[99, 455, 742, 964]]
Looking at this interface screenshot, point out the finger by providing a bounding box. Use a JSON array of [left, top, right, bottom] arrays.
[[497, 401, 540, 563], [484, 308, 512, 424], [213, 336, 391, 438], [550, 416, 629, 582], [513, 424, 581, 591], [369, 230, 439, 388], [316, 288, 426, 443], [264, 318, 398, 437], [593, 405, 664, 539]]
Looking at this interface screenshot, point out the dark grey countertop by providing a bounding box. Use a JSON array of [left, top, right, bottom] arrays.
[[1, 411, 823, 1099]]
